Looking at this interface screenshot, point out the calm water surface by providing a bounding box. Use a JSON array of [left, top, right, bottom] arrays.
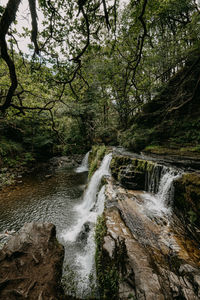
[[0, 164, 89, 295]]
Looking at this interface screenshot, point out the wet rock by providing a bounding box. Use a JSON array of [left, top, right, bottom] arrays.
[[174, 172, 200, 231], [0, 222, 65, 300], [110, 154, 156, 190], [78, 222, 91, 242], [98, 180, 200, 300], [103, 235, 115, 258]]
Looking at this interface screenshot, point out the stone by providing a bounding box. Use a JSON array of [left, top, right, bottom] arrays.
[[0, 222, 65, 300], [173, 172, 200, 230], [98, 179, 200, 300]]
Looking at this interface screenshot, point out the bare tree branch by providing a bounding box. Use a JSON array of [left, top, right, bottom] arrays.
[[28, 0, 39, 54], [0, 0, 21, 112]]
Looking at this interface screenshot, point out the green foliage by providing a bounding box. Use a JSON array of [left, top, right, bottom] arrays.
[[88, 145, 106, 178], [0, 139, 23, 157], [95, 215, 107, 250], [1, 0, 200, 173], [0, 171, 15, 187]]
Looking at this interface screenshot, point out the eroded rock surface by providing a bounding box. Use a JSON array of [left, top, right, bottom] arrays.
[[0, 222, 64, 300], [102, 179, 200, 300]]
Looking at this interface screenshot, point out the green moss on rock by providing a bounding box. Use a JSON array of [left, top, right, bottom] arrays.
[[174, 173, 200, 228], [95, 215, 127, 299], [88, 145, 107, 178], [110, 155, 156, 190]]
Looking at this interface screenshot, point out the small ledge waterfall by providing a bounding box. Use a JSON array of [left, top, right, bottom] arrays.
[[63, 153, 112, 242], [75, 151, 90, 173], [144, 165, 182, 216]]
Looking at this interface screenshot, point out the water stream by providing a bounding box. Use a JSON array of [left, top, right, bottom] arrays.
[[143, 166, 182, 216], [76, 151, 90, 173], [0, 150, 185, 298], [61, 153, 112, 295]]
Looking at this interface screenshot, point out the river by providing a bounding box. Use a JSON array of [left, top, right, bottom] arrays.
[[0, 150, 200, 299], [0, 159, 91, 297]]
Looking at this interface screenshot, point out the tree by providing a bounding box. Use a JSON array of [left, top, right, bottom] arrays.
[[0, 0, 118, 114]]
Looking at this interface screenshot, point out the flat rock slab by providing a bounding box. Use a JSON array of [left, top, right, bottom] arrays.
[[0, 222, 64, 300]]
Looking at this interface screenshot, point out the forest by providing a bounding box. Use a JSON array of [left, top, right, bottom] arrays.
[[0, 0, 200, 178], [1, 1, 200, 299]]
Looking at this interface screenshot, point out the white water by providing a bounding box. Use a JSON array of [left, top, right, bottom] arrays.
[[63, 153, 112, 242], [143, 167, 182, 216], [76, 151, 90, 173], [62, 153, 112, 294], [76, 185, 106, 291]]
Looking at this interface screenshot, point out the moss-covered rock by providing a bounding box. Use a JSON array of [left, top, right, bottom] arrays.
[[174, 173, 200, 228], [95, 214, 127, 299], [110, 154, 156, 190], [88, 145, 107, 178]]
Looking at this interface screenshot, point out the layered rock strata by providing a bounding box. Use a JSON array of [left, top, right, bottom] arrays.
[[96, 171, 200, 300]]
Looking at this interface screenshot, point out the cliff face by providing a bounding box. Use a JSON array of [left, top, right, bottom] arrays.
[[0, 222, 65, 300], [95, 152, 200, 299]]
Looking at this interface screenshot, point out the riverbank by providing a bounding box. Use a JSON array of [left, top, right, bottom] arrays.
[[0, 146, 200, 299], [90, 146, 200, 299], [0, 154, 83, 191]]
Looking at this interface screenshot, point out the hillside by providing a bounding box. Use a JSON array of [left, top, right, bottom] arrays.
[[119, 51, 200, 158]]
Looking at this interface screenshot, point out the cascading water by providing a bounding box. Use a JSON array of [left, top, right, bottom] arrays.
[[143, 166, 182, 216], [76, 185, 106, 291], [62, 153, 112, 294], [75, 151, 90, 173]]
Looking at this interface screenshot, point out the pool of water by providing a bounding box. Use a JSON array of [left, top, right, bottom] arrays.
[[0, 164, 90, 297]]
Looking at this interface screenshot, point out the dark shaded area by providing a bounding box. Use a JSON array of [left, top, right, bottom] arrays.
[[119, 51, 200, 155]]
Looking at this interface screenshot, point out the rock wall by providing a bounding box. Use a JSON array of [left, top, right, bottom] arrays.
[[110, 154, 157, 190], [174, 173, 200, 230], [97, 179, 200, 299], [95, 151, 200, 299], [0, 222, 65, 300]]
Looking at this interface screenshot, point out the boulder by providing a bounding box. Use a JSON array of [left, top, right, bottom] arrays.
[[0, 222, 65, 300]]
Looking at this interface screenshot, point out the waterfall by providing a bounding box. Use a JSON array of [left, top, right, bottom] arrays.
[[62, 152, 112, 241], [75, 151, 90, 173], [144, 166, 182, 216], [62, 153, 112, 295], [145, 164, 162, 194], [76, 185, 106, 290]]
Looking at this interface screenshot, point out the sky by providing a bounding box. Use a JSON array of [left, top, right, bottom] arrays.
[[0, 0, 129, 54], [1, 0, 200, 54]]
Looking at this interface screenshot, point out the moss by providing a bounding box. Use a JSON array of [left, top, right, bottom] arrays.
[[174, 173, 200, 228], [143, 144, 200, 159], [95, 215, 127, 299], [88, 145, 107, 178], [110, 155, 155, 185]]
